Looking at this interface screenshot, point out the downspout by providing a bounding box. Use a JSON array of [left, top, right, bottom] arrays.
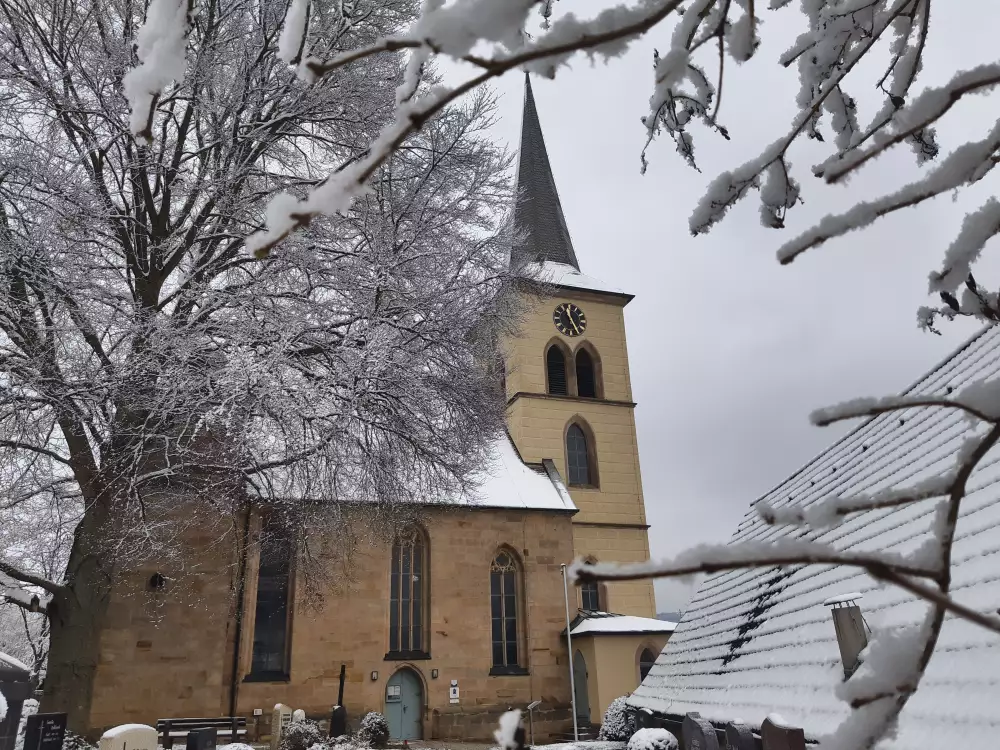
[[230, 502, 252, 718]]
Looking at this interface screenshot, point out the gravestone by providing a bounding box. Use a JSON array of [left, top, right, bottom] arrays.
[[682, 713, 720, 750], [184, 728, 215, 750], [291, 710, 305, 723], [270, 704, 293, 750], [23, 714, 67, 750], [722, 722, 755, 750], [98, 724, 158, 750], [328, 706, 346, 738], [760, 717, 805, 750]]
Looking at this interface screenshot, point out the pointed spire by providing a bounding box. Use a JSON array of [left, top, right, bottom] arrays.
[[511, 74, 580, 271]]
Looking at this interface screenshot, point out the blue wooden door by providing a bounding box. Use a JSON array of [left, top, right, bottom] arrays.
[[574, 650, 591, 725], [386, 669, 422, 740]]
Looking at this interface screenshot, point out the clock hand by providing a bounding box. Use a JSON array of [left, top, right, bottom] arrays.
[[570, 315, 581, 334]]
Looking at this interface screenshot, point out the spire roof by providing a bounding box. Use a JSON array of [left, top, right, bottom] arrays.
[[511, 75, 580, 271]]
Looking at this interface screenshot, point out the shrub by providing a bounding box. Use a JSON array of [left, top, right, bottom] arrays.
[[627, 728, 679, 750], [356, 712, 389, 748], [598, 695, 633, 741], [281, 718, 324, 750]]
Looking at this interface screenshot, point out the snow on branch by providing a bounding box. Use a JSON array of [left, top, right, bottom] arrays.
[[822, 63, 1000, 184], [757, 471, 956, 529], [808, 387, 1000, 426], [0, 560, 63, 596], [570, 539, 936, 583], [122, 0, 194, 141], [776, 121, 1000, 266]]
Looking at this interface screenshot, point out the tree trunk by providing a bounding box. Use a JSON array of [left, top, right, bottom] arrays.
[[39, 520, 114, 737]]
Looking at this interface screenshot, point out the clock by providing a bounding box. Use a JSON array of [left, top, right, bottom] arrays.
[[553, 302, 586, 337]]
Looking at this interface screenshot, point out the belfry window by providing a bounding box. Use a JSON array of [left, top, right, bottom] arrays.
[[546, 345, 568, 395], [576, 349, 597, 398]]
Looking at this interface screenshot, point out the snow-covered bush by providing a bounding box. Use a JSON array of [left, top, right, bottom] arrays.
[[356, 712, 389, 748], [218, 744, 256, 750], [62, 733, 96, 750], [281, 719, 323, 750], [627, 727, 679, 750], [598, 695, 633, 741]]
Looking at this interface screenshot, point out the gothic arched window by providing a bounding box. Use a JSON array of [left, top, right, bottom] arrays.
[[389, 528, 428, 657], [566, 423, 594, 486], [546, 345, 568, 395], [575, 348, 597, 398], [490, 549, 523, 672], [639, 647, 657, 681]]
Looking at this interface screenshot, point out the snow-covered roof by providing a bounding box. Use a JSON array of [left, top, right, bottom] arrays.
[[569, 611, 677, 636], [528, 260, 628, 298], [630, 325, 1000, 748], [457, 435, 576, 512]]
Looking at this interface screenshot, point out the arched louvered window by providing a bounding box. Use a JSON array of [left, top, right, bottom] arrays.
[[567, 424, 593, 486], [576, 349, 597, 398], [639, 648, 657, 681], [490, 550, 523, 672], [546, 345, 568, 395], [389, 528, 428, 657], [580, 580, 600, 611]]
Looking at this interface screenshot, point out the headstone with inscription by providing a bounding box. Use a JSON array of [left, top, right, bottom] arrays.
[[722, 722, 755, 750], [760, 717, 805, 750], [98, 724, 157, 750], [184, 728, 215, 750], [23, 714, 67, 750], [682, 713, 720, 750], [270, 704, 293, 750]]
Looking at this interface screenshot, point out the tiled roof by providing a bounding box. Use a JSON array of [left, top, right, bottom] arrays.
[[510, 75, 580, 271], [630, 325, 1000, 748]]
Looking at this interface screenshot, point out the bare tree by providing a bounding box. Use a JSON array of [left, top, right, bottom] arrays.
[[0, 0, 520, 729], [203, 1, 999, 748]]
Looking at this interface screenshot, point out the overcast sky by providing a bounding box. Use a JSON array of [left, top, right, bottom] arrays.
[[446, 3, 997, 611]]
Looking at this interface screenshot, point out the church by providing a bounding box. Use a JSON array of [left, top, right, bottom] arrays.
[[84, 78, 671, 743]]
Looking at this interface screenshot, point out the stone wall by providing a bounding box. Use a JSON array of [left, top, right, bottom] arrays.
[[89, 504, 577, 742]]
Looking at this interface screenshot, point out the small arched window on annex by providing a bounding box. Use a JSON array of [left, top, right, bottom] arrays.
[[573, 342, 603, 399], [489, 546, 528, 675], [565, 417, 599, 489], [544, 339, 573, 397], [637, 644, 659, 682], [387, 526, 430, 659]]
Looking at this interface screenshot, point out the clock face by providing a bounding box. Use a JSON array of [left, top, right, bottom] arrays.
[[553, 302, 587, 337]]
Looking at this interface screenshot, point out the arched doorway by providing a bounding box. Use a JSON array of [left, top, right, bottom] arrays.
[[385, 668, 423, 740], [573, 650, 591, 725]]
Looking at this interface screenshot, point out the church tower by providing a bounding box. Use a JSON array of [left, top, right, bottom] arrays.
[[504, 77, 656, 618]]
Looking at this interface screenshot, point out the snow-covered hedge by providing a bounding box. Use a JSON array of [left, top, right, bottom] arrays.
[[627, 727, 679, 750], [281, 718, 324, 750], [598, 695, 633, 741], [356, 712, 389, 748]]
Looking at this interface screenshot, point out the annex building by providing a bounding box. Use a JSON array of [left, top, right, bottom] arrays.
[[84, 78, 672, 742]]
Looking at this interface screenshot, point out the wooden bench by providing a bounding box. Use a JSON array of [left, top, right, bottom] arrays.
[[156, 717, 248, 749]]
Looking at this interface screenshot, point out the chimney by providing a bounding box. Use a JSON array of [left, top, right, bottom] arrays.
[[823, 593, 868, 678]]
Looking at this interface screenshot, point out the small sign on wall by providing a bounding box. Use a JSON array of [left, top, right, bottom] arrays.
[[448, 681, 459, 705]]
